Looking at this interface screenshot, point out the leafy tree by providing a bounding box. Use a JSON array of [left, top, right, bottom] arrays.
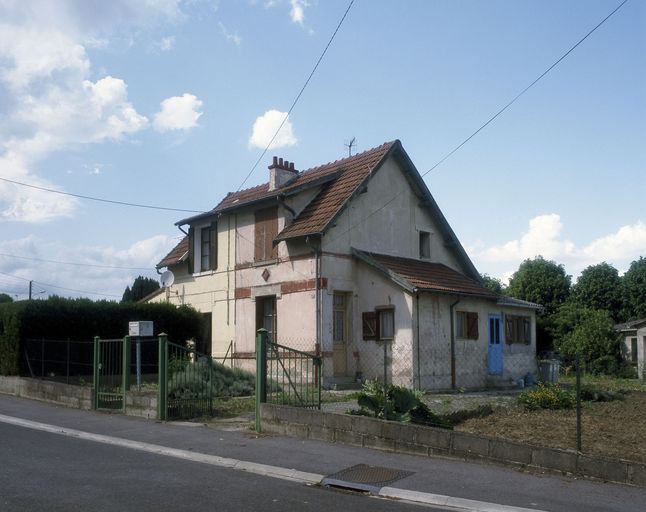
[[480, 274, 503, 294], [122, 276, 160, 303], [0, 293, 13, 303], [506, 256, 571, 316], [554, 308, 621, 374], [621, 256, 646, 321], [570, 262, 622, 321]]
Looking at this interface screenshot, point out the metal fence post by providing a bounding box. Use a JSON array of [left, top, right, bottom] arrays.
[[92, 336, 100, 410], [255, 329, 268, 432], [576, 353, 582, 452], [122, 336, 131, 413], [158, 333, 168, 421], [66, 338, 70, 384]]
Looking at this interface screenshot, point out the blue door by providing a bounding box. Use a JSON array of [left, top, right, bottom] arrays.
[[488, 315, 503, 375]]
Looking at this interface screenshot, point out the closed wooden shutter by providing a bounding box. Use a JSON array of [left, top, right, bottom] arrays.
[[187, 227, 195, 274], [467, 312, 479, 339], [254, 207, 278, 262], [362, 312, 377, 339]]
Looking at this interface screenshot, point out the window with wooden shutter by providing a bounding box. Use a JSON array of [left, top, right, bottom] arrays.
[[456, 311, 478, 339], [505, 315, 531, 344], [254, 207, 278, 262]]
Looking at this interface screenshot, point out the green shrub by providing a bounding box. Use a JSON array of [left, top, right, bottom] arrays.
[[0, 298, 204, 376], [168, 360, 255, 399], [517, 383, 575, 410], [351, 380, 452, 429]]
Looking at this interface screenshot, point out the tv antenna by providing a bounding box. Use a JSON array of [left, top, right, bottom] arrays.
[[344, 137, 356, 157]]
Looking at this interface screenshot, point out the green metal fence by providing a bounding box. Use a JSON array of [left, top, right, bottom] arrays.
[[255, 329, 322, 431], [93, 336, 130, 411]]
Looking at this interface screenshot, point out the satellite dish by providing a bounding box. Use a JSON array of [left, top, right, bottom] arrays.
[[160, 270, 175, 288]]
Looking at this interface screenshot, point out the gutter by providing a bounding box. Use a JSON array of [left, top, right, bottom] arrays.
[[449, 298, 461, 390]]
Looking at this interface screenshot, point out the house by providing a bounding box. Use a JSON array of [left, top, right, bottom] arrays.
[[149, 140, 539, 390], [616, 319, 646, 379]]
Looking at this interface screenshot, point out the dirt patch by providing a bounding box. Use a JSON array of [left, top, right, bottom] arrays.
[[456, 391, 646, 463]]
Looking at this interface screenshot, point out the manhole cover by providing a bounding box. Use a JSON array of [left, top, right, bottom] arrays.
[[321, 464, 414, 493]]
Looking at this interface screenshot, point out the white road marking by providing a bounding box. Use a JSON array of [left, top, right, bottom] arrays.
[[0, 413, 547, 512]]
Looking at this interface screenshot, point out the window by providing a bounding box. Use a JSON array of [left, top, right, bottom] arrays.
[[201, 227, 210, 271], [254, 207, 278, 262], [378, 308, 395, 340], [456, 311, 479, 339], [631, 338, 638, 363], [188, 222, 217, 274], [505, 315, 531, 344], [419, 231, 431, 259]]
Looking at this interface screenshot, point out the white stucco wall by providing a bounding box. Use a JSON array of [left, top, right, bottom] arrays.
[[622, 329, 646, 379]]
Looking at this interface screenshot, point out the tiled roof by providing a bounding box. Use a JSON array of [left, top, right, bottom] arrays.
[[214, 142, 395, 219], [615, 318, 646, 332], [156, 236, 188, 269], [496, 296, 542, 309], [353, 249, 498, 299]]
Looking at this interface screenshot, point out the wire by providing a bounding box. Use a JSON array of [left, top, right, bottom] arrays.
[[324, 0, 629, 247], [236, 0, 356, 191], [0, 252, 153, 271], [0, 269, 123, 299], [0, 176, 207, 214]]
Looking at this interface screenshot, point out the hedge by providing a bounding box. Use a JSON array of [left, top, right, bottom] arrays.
[[0, 297, 204, 375]]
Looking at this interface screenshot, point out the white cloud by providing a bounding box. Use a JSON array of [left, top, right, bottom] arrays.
[[153, 93, 203, 132], [248, 110, 297, 149], [289, 0, 308, 25], [0, 0, 183, 223], [468, 214, 646, 282], [0, 234, 178, 299], [158, 35, 176, 51], [218, 22, 241, 46]]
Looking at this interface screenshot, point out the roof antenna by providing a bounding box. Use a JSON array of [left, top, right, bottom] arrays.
[[344, 137, 356, 157]]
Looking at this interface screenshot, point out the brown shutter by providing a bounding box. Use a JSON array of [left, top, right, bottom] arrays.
[[209, 221, 217, 270], [187, 227, 195, 274], [362, 312, 377, 339], [254, 207, 278, 262], [467, 312, 479, 339]]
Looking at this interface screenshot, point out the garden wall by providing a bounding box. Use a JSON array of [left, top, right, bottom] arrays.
[[260, 403, 646, 487], [0, 377, 157, 419]]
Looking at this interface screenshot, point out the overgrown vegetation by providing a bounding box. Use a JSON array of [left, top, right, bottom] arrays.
[[0, 297, 203, 375], [168, 359, 255, 400], [517, 382, 625, 411], [349, 380, 452, 429]]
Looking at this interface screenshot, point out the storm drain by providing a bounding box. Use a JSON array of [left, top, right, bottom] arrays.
[[321, 464, 414, 493]]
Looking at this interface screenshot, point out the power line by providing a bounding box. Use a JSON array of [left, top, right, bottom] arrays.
[[0, 252, 154, 271], [236, 0, 355, 191], [0, 176, 207, 214], [0, 269, 122, 299], [325, 0, 628, 247]]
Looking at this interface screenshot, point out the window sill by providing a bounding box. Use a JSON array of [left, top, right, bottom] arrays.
[[252, 259, 278, 267]]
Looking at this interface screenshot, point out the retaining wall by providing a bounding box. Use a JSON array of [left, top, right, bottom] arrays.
[[0, 376, 157, 419], [260, 403, 646, 487]]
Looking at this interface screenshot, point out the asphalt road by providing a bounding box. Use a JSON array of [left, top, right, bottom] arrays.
[[0, 422, 438, 512]]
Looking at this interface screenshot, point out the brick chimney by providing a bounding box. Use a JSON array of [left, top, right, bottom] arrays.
[[268, 156, 298, 191]]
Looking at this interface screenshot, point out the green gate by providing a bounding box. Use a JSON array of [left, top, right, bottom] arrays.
[[92, 336, 131, 411], [255, 329, 322, 431]]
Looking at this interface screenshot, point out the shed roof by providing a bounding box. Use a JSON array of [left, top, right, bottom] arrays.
[[156, 236, 188, 269]]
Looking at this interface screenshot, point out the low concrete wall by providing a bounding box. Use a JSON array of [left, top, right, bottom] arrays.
[[0, 376, 157, 419], [261, 404, 646, 487]]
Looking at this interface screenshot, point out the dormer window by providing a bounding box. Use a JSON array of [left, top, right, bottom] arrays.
[[419, 231, 431, 259]]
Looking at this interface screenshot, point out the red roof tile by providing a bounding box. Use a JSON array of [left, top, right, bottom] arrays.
[[354, 249, 497, 298], [157, 236, 188, 269]]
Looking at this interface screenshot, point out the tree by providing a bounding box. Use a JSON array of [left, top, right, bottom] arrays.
[[621, 256, 646, 321], [506, 256, 571, 316], [570, 262, 621, 321], [122, 276, 160, 303], [0, 293, 13, 303], [554, 308, 621, 374], [480, 274, 503, 294]]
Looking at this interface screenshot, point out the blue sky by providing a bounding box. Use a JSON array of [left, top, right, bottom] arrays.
[[0, 0, 644, 300]]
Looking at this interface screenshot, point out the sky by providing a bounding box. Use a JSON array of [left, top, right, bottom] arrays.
[[0, 0, 644, 301]]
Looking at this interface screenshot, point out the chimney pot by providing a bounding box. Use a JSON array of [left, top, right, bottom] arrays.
[[279, 158, 284, 167], [289, 162, 295, 171], [272, 156, 278, 166]]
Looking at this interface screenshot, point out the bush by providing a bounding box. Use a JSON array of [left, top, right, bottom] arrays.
[[350, 380, 452, 429], [0, 297, 204, 375], [517, 383, 575, 410], [168, 360, 255, 399]]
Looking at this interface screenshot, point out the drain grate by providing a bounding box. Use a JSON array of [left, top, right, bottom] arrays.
[[321, 464, 414, 493]]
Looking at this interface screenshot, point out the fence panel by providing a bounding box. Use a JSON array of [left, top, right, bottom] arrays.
[[23, 338, 95, 384], [93, 337, 128, 411]]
